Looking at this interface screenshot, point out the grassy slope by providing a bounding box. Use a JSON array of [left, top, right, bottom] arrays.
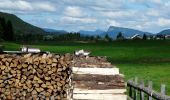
[[1, 40, 170, 94]]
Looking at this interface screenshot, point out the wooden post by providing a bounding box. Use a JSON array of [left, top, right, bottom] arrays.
[[129, 85, 133, 98], [161, 84, 166, 100], [134, 77, 138, 100], [147, 81, 152, 100], [161, 84, 166, 95], [140, 80, 145, 100]]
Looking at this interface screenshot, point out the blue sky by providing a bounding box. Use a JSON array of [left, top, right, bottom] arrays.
[[0, 0, 170, 33]]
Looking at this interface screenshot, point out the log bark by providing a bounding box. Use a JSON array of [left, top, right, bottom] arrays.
[[0, 53, 72, 99]]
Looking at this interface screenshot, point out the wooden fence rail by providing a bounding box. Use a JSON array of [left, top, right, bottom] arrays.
[[127, 78, 170, 100]]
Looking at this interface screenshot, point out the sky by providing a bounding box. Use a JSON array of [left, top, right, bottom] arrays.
[[0, 0, 170, 33]]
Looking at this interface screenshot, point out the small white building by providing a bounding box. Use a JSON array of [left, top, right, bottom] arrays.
[[21, 46, 41, 53], [75, 49, 90, 56]]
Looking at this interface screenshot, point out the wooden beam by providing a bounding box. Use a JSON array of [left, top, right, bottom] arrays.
[[73, 67, 119, 75], [73, 74, 124, 82], [74, 81, 125, 89], [73, 94, 127, 100], [73, 88, 126, 94]]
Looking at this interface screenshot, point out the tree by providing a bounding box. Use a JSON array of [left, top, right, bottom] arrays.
[[0, 17, 6, 39], [116, 32, 124, 40], [0, 17, 14, 41], [6, 20, 14, 41], [105, 34, 112, 42], [163, 35, 166, 40], [0, 22, 3, 38], [142, 34, 147, 40], [95, 35, 101, 42], [90, 36, 94, 41]]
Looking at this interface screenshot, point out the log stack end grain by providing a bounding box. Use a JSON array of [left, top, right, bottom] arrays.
[[0, 53, 72, 100]]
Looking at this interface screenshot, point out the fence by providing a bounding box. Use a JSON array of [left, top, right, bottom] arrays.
[[127, 77, 170, 100]]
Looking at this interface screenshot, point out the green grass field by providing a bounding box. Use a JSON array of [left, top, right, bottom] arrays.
[[1, 40, 170, 94]]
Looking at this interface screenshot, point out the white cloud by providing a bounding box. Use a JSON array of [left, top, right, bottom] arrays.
[[34, 2, 56, 12], [47, 18, 55, 24], [60, 16, 97, 24], [129, 0, 162, 4], [146, 9, 160, 17], [0, 0, 56, 12], [152, 0, 162, 4], [100, 10, 136, 18], [64, 6, 85, 17], [0, 0, 32, 10], [158, 18, 170, 26], [106, 19, 120, 26]]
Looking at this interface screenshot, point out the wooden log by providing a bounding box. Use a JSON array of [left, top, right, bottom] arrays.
[[74, 81, 125, 89], [73, 74, 124, 82], [0, 53, 72, 99]]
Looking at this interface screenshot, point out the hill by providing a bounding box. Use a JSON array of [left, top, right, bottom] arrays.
[[0, 12, 45, 34], [79, 29, 105, 36], [43, 28, 68, 35], [105, 26, 152, 39], [158, 29, 170, 35]]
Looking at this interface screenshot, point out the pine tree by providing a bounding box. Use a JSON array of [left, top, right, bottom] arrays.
[[105, 34, 112, 42], [116, 32, 124, 40], [0, 17, 6, 39], [6, 20, 14, 41], [142, 34, 147, 40]]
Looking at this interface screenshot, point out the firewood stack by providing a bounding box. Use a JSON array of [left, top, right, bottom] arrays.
[[0, 53, 72, 100], [73, 56, 115, 68], [72, 56, 126, 100]]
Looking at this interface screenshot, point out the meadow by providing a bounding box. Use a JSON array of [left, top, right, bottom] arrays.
[[1, 40, 170, 94]]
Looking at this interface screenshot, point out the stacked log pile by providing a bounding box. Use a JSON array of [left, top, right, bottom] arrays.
[[72, 56, 114, 68], [72, 56, 126, 100], [0, 53, 72, 100]]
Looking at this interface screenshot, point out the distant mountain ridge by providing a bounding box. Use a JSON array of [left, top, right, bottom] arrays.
[[79, 29, 105, 36], [106, 26, 152, 39], [43, 28, 67, 34], [158, 29, 170, 35], [0, 12, 45, 34], [78, 26, 153, 39]]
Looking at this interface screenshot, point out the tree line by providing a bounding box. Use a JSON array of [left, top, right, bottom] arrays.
[[44, 32, 113, 42], [0, 17, 14, 41]]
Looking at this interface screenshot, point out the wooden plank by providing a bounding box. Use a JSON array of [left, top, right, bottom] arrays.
[[73, 67, 119, 75], [148, 81, 153, 100], [73, 88, 126, 94], [73, 65, 114, 68], [140, 80, 145, 100], [161, 84, 166, 95], [134, 77, 138, 100], [74, 81, 125, 89], [3, 51, 22, 53], [73, 94, 127, 100], [73, 74, 124, 82]]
